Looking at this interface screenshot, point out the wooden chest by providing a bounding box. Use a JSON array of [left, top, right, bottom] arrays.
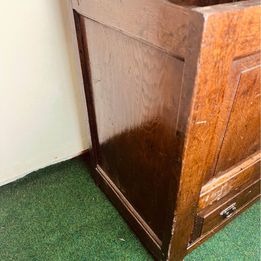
[[71, 0, 260, 260]]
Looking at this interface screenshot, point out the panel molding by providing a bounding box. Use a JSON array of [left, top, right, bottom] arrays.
[[189, 180, 260, 251], [71, 0, 189, 58], [199, 152, 260, 209], [203, 52, 261, 182], [93, 165, 163, 259], [213, 53, 261, 174]]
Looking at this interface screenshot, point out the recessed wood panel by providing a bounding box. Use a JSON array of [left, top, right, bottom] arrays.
[[84, 19, 184, 240], [215, 54, 261, 174]]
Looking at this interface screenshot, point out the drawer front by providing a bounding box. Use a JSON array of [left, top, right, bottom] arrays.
[[192, 179, 260, 241]]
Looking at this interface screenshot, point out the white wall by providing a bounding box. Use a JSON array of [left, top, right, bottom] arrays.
[[0, 0, 90, 186]]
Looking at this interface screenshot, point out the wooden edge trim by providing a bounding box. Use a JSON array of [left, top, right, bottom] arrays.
[[96, 165, 162, 248], [190, 215, 204, 244], [199, 153, 261, 209], [193, 1, 260, 59], [73, 10, 101, 164], [167, 10, 206, 261], [187, 194, 260, 253], [193, 0, 260, 15], [199, 179, 260, 219], [202, 152, 261, 194], [71, 0, 189, 59], [90, 164, 163, 259]]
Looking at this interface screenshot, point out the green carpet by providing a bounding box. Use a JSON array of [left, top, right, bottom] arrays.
[[0, 155, 260, 261]]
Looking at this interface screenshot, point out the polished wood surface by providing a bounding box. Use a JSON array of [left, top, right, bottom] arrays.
[[72, 0, 261, 260], [84, 18, 184, 242]]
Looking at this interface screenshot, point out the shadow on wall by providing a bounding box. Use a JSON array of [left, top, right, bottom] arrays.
[[58, 0, 90, 149]]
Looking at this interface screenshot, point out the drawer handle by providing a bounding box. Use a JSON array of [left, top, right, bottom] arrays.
[[220, 203, 237, 219]]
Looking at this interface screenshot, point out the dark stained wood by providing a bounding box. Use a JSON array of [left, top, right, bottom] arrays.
[[191, 179, 260, 243], [73, 11, 101, 166], [94, 165, 163, 259], [188, 185, 260, 252], [84, 19, 184, 244], [199, 179, 260, 236], [71, 1, 261, 260]]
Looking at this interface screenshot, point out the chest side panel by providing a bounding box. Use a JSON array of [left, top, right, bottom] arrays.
[[84, 19, 184, 243]]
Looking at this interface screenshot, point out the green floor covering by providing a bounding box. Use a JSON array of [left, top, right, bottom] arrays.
[[0, 155, 260, 261]]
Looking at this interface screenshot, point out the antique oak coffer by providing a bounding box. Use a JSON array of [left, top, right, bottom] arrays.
[[71, 0, 260, 260]]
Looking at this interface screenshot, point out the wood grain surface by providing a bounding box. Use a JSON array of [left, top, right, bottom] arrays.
[[72, 1, 261, 260], [168, 2, 260, 260], [72, 0, 189, 58], [215, 54, 260, 174], [84, 19, 184, 243]]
